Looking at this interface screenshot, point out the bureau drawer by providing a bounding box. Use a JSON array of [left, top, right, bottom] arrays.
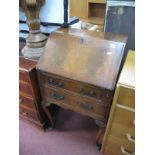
[[19, 81, 33, 96], [113, 106, 135, 128], [117, 85, 135, 109], [104, 135, 135, 155], [110, 122, 135, 144], [19, 106, 39, 122], [41, 86, 109, 120], [39, 72, 112, 103], [19, 70, 30, 83], [19, 94, 36, 110]]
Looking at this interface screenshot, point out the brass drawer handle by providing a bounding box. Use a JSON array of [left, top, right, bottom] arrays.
[[121, 146, 134, 155], [78, 102, 94, 111], [126, 133, 135, 143], [79, 87, 96, 98], [50, 92, 64, 100], [22, 112, 28, 116], [48, 78, 64, 88], [19, 98, 23, 103]]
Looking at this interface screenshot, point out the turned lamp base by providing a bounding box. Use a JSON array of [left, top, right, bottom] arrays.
[[19, 0, 47, 60], [22, 33, 47, 60], [21, 46, 45, 60]]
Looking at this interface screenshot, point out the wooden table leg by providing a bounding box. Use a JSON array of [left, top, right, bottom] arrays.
[[41, 101, 58, 131], [95, 119, 106, 151]]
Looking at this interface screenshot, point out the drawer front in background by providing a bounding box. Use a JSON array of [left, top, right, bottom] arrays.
[[113, 106, 135, 128], [19, 106, 39, 122], [117, 85, 135, 109], [41, 86, 108, 120], [19, 94, 36, 110], [19, 82, 33, 96], [109, 122, 135, 144], [39, 73, 112, 103], [104, 135, 135, 155], [19, 70, 30, 83]]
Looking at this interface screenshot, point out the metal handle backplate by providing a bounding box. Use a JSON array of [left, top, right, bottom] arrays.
[[78, 102, 94, 111], [48, 78, 64, 88], [79, 87, 96, 98], [50, 92, 64, 100]]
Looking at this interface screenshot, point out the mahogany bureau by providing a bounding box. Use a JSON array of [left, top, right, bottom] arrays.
[[101, 50, 135, 155], [36, 28, 127, 144], [19, 56, 47, 128]]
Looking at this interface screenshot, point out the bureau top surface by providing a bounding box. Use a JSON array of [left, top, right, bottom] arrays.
[[37, 28, 127, 90], [118, 50, 135, 87], [19, 56, 37, 72]]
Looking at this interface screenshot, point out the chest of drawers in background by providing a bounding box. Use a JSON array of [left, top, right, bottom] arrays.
[[19, 56, 47, 129], [101, 50, 135, 155]]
